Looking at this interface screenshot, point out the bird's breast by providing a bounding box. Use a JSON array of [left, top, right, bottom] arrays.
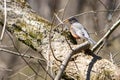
[[70, 26, 80, 39]]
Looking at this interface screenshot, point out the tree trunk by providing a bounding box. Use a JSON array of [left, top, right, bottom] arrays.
[[0, 0, 119, 80]]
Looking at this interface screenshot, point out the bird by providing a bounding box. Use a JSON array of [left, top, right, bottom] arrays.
[[67, 17, 96, 44]]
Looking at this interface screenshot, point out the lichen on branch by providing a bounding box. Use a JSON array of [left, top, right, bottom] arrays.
[[0, 0, 120, 80], [0, 0, 54, 51]]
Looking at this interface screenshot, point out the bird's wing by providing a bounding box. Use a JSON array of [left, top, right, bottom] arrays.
[[81, 28, 90, 39], [76, 30, 84, 38], [72, 23, 90, 39], [71, 22, 96, 44]]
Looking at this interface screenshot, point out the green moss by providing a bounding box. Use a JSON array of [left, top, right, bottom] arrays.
[[14, 0, 27, 8], [12, 24, 22, 31], [94, 69, 113, 80], [24, 38, 32, 45], [29, 31, 43, 40], [29, 30, 37, 38], [18, 38, 37, 51]]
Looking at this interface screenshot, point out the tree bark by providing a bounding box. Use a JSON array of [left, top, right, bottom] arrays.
[[0, 0, 120, 80]]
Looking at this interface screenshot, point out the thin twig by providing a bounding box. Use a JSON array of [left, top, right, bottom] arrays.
[[54, 13, 64, 24], [55, 9, 120, 28], [47, 14, 62, 79], [38, 60, 54, 80], [0, 47, 42, 77], [55, 11, 96, 27], [95, 40, 106, 54], [17, 51, 39, 76], [4, 30, 44, 77], [61, 0, 70, 21], [25, 74, 36, 80], [0, 45, 13, 48], [111, 2, 120, 17], [98, 0, 108, 9], [73, 59, 81, 75], [109, 52, 114, 63], [65, 37, 73, 51], [0, 47, 46, 61], [55, 12, 74, 54], [54, 13, 73, 51], [0, 0, 7, 41], [4, 30, 46, 62], [92, 19, 120, 52], [0, 66, 12, 72], [49, 16, 62, 62], [19, 72, 29, 77], [54, 41, 90, 80], [113, 51, 120, 59]]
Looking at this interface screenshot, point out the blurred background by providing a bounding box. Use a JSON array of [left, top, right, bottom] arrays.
[[0, 0, 120, 80]]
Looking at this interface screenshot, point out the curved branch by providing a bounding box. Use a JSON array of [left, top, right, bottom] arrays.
[[55, 41, 90, 80]]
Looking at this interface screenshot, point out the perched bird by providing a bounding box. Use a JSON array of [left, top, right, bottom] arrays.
[[67, 17, 96, 44]]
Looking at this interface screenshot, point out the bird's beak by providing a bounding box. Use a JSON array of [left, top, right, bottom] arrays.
[[64, 19, 69, 23]]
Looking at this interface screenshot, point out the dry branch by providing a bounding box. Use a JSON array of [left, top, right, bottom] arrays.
[[55, 41, 90, 80], [92, 19, 120, 52], [0, 47, 45, 61], [0, 0, 120, 80]]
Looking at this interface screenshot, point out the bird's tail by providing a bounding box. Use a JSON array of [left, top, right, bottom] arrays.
[[88, 38, 96, 44]]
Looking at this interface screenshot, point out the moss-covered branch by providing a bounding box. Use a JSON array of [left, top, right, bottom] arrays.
[[0, 0, 120, 80], [0, 0, 54, 51]]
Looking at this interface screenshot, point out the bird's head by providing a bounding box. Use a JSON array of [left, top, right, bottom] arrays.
[[66, 17, 78, 24]]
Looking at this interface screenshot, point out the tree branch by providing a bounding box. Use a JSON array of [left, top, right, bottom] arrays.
[[55, 41, 90, 80], [0, 0, 7, 41], [0, 0, 120, 80], [0, 47, 46, 61], [92, 19, 120, 52]]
